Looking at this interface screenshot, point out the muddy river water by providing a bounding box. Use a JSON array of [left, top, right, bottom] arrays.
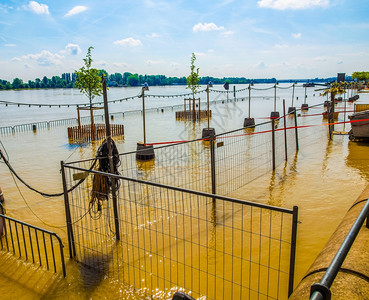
[[0, 84, 368, 299]]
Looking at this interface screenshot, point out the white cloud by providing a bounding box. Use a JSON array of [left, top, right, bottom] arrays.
[[113, 37, 142, 47], [26, 1, 49, 15], [65, 6, 87, 17], [194, 52, 206, 57], [256, 62, 267, 69], [64, 43, 81, 55], [208, 49, 215, 53], [337, 60, 343, 64], [145, 59, 164, 65], [11, 57, 21, 62], [113, 62, 128, 68], [292, 32, 302, 38], [96, 60, 108, 67], [314, 56, 327, 62], [221, 30, 234, 37], [146, 33, 160, 38], [20, 50, 64, 66], [257, 0, 329, 10], [5, 44, 16, 47], [275, 43, 288, 48], [193, 22, 225, 32], [24, 63, 32, 69]]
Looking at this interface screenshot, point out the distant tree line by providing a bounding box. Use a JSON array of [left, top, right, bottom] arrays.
[[0, 70, 354, 91]]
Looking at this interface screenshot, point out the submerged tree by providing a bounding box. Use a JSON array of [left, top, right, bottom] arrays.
[[321, 82, 346, 102], [74, 46, 103, 107], [186, 53, 200, 100], [322, 82, 346, 139]]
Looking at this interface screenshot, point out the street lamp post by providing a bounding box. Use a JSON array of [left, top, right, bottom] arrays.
[[142, 83, 149, 145], [136, 82, 155, 160], [270, 82, 280, 119], [202, 81, 216, 139], [301, 83, 309, 110], [288, 82, 297, 114], [243, 82, 255, 128]]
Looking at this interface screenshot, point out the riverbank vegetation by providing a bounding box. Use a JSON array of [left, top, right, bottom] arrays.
[[0, 72, 354, 91]]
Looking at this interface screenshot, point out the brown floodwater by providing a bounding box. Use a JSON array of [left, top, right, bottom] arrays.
[[0, 86, 368, 299]]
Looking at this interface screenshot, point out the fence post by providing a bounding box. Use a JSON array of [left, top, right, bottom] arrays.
[[283, 99, 288, 161], [210, 133, 216, 198], [102, 76, 120, 241], [60, 161, 76, 258], [366, 199, 369, 229], [288, 205, 299, 297], [272, 119, 276, 170], [294, 109, 299, 151]]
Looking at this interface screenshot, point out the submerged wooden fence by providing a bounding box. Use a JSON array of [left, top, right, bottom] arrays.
[[67, 124, 124, 142]]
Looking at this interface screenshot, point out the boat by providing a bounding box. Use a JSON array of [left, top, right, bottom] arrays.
[[348, 110, 369, 141]]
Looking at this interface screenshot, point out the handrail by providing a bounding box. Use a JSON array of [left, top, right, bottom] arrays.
[[0, 213, 66, 277], [310, 199, 369, 299]]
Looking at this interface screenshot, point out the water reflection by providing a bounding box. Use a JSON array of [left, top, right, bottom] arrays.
[[346, 141, 369, 181], [267, 152, 298, 207]]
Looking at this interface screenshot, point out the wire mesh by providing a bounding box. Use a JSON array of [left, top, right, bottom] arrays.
[[63, 166, 297, 300]]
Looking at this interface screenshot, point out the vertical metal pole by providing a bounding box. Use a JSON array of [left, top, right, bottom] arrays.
[[142, 88, 146, 145], [294, 109, 299, 151], [291, 84, 295, 107], [90, 107, 95, 140], [248, 84, 251, 118], [60, 161, 76, 258], [210, 133, 216, 198], [366, 200, 369, 229], [274, 84, 277, 112], [343, 87, 347, 131], [304, 86, 307, 104], [102, 76, 121, 241], [233, 85, 236, 101], [331, 92, 335, 135], [283, 99, 288, 161], [272, 119, 276, 170], [288, 206, 299, 297], [328, 93, 334, 140], [207, 86, 210, 129]]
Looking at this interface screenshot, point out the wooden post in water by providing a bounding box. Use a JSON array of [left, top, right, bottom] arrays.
[[283, 99, 288, 161]]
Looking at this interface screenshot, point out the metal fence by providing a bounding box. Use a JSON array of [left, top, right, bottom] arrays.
[[0, 95, 278, 136], [61, 164, 298, 299], [0, 211, 66, 277], [68, 111, 301, 199]]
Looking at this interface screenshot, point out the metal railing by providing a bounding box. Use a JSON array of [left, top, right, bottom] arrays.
[[61, 162, 298, 299], [0, 212, 66, 277], [310, 199, 369, 299], [0, 95, 280, 136], [66, 110, 303, 199]]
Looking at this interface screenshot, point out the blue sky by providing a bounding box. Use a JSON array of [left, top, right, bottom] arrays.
[[0, 0, 368, 81]]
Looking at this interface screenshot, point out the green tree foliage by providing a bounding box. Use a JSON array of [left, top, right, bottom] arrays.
[[186, 53, 200, 98], [322, 82, 346, 101], [74, 46, 103, 106], [352, 71, 369, 82], [12, 78, 24, 89], [127, 74, 139, 86]]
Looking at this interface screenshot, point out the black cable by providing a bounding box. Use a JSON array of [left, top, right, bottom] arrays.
[[0, 151, 97, 198]]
